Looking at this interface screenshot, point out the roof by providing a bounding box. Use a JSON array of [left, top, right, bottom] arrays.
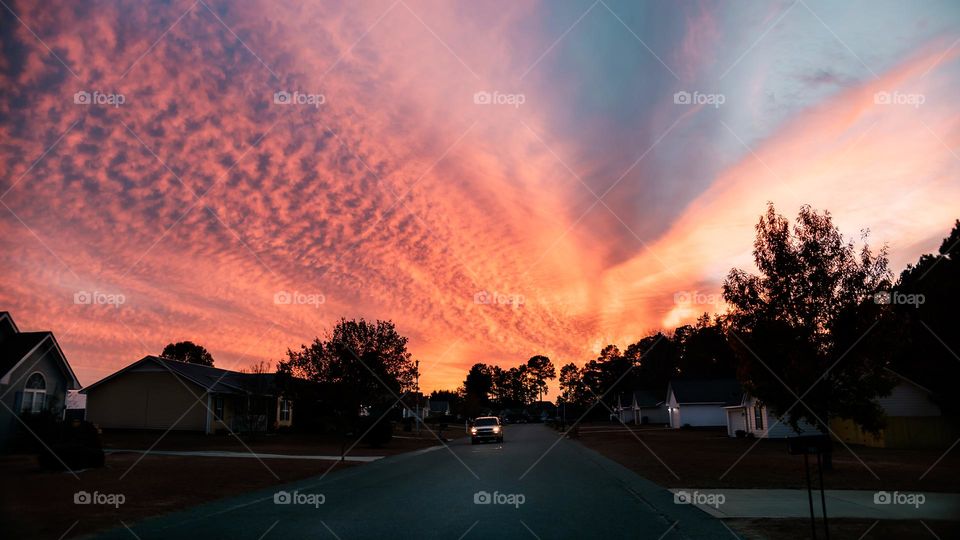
[[667, 378, 742, 406], [0, 324, 81, 389], [82, 355, 278, 396], [631, 389, 665, 408], [428, 400, 450, 411]]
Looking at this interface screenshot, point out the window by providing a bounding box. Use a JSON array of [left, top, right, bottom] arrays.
[[21, 373, 46, 414], [279, 399, 291, 422], [754, 403, 764, 430], [214, 396, 224, 420]]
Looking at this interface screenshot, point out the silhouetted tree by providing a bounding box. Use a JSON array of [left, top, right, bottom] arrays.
[[723, 204, 899, 439], [525, 355, 556, 403], [892, 219, 960, 414], [277, 318, 416, 421], [161, 341, 214, 366]]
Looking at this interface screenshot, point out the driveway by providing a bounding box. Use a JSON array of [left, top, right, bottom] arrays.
[[91, 424, 729, 539]]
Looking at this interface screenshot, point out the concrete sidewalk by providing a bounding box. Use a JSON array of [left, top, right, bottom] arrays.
[[104, 449, 385, 462], [667, 488, 960, 520]]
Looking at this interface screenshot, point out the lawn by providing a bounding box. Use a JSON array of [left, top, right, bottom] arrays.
[[0, 428, 450, 539], [727, 518, 960, 539], [573, 423, 958, 492]]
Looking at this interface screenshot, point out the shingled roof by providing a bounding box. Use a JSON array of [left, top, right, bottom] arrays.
[[667, 378, 742, 406], [81, 356, 278, 395]]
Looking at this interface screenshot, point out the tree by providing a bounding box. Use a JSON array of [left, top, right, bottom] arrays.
[[891, 219, 960, 414], [674, 314, 736, 378], [463, 363, 493, 405], [558, 362, 585, 406], [723, 204, 898, 438], [525, 355, 556, 403], [277, 318, 416, 420], [161, 341, 214, 366]]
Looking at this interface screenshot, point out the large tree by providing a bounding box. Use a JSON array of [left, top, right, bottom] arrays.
[[525, 355, 556, 403], [892, 219, 960, 414], [723, 204, 898, 435], [161, 341, 214, 366], [277, 318, 416, 418]]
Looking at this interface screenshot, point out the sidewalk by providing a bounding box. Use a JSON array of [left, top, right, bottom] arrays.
[[104, 449, 384, 462], [667, 488, 960, 520]]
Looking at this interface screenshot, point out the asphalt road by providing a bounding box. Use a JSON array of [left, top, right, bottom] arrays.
[[94, 424, 729, 540]]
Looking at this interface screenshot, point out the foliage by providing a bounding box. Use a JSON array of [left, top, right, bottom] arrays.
[[891, 219, 960, 414], [723, 204, 899, 433], [161, 341, 215, 366]]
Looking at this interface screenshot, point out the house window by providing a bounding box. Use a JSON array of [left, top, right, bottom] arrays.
[[279, 399, 291, 422], [21, 373, 47, 413], [214, 396, 224, 420], [754, 404, 764, 430]]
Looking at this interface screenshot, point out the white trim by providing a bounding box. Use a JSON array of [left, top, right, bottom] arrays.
[[0, 333, 80, 389]]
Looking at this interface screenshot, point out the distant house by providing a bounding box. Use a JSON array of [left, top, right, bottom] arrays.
[[527, 400, 557, 421], [629, 390, 668, 425], [724, 393, 819, 438], [426, 399, 451, 417], [666, 378, 741, 428], [0, 312, 81, 448], [830, 371, 956, 449], [82, 356, 292, 434]]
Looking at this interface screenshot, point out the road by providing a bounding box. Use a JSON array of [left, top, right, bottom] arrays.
[[93, 424, 728, 539]]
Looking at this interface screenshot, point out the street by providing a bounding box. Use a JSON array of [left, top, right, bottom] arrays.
[[93, 424, 729, 539]]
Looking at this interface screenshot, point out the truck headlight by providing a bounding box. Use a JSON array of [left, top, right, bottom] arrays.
[[492, 426, 501, 433]]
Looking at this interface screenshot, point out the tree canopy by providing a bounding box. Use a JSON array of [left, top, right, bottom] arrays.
[[723, 204, 899, 433], [161, 341, 214, 366]]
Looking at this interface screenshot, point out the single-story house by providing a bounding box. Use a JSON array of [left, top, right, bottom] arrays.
[[831, 371, 956, 449], [613, 390, 667, 425], [0, 312, 81, 448], [724, 393, 820, 438], [426, 399, 451, 417], [666, 378, 741, 428], [82, 355, 292, 434]]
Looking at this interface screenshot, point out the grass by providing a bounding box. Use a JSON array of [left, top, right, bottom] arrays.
[[572, 423, 959, 492], [0, 427, 449, 538]]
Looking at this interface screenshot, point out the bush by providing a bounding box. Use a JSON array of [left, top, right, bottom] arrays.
[[360, 417, 393, 447], [735, 429, 747, 438], [34, 419, 104, 471]]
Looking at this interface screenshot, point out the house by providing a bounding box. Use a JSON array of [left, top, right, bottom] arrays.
[[425, 399, 451, 417], [830, 371, 957, 449], [724, 393, 819, 438], [630, 390, 668, 425], [82, 355, 293, 434], [666, 378, 741, 428], [0, 312, 81, 448]]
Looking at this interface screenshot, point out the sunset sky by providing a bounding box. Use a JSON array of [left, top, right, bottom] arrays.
[[1, 0, 958, 394]]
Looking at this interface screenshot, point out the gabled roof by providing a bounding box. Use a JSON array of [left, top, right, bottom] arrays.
[[0, 324, 81, 390], [81, 355, 278, 396], [631, 389, 665, 408], [428, 400, 450, 412], [667, 378, 742, 406]]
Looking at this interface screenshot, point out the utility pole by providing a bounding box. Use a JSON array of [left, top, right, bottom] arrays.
[[415, 359, 421, 437]]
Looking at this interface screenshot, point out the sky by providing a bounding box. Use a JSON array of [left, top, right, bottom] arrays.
[[1, 0, 958, 395]]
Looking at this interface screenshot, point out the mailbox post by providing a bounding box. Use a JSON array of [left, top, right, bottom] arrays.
[[787, 435, 832, 539]]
